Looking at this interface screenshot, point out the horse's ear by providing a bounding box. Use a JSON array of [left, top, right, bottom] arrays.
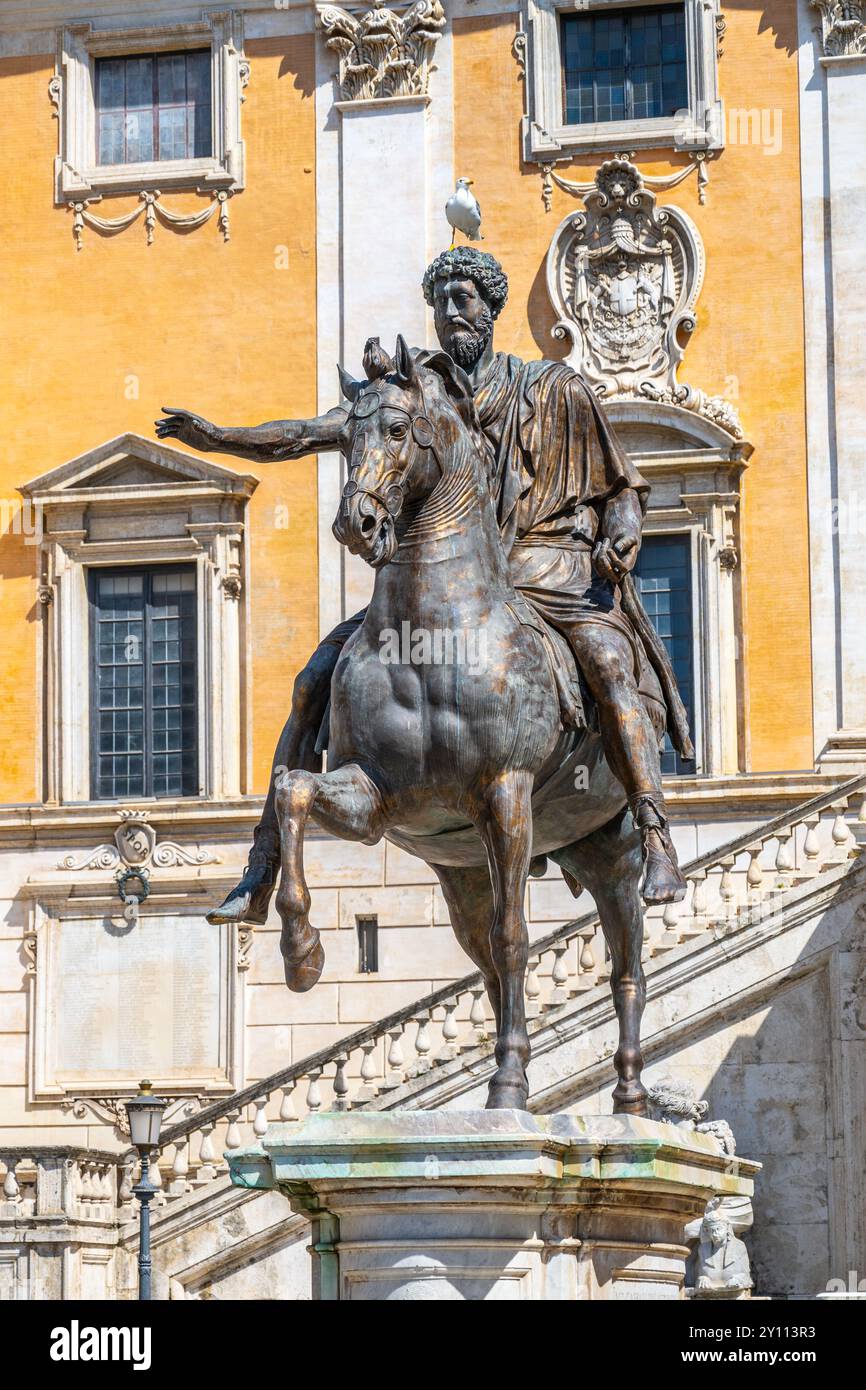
[[337, 364, 362, 402], [394, 334, 419, 389], [422, 350, 480, 432]]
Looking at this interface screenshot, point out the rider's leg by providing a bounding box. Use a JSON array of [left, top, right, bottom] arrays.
[[207, 613, 365, 926], [564, 622, 686, 905]]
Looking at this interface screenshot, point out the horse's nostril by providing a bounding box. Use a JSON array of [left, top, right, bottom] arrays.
[[361, 515, 375, 535]]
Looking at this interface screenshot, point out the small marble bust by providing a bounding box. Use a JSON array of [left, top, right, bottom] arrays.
[[687, 1199, 753, 1297]]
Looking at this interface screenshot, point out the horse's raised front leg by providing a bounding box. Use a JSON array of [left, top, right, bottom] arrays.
[[477, 771, 533, 1111], [274, 764, 386, 993], [551, 810, 647, 1115]]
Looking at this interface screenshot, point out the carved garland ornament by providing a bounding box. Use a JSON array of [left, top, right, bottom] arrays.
[[317, 0, 445, 102], [66, 188, 233, 253], [811, 0, 866, 56], [545, 158, 743, 439]]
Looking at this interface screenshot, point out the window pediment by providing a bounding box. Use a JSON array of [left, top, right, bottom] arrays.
[[19, 432, 258, 508]]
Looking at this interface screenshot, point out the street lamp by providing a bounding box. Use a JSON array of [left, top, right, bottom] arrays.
[[125, 1079, 169, 1301]]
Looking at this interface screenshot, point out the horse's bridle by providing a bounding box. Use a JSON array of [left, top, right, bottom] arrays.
[[340, 384, 438, 520]]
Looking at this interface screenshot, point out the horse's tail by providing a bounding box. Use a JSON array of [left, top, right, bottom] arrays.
[[621, 574, 695, 761]]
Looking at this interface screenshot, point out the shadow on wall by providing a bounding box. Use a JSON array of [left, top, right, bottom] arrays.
[[528, 253, 569, 364], [0, 509, 39, 623], [722, 1, 802, 58], [278, 50, 315, 100]]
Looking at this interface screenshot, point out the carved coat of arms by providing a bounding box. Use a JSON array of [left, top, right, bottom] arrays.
[[545, 160, 741, 439], [547, 160, 700, 401]]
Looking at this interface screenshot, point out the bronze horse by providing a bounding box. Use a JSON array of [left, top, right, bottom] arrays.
[[274, 339, 654, 1113]]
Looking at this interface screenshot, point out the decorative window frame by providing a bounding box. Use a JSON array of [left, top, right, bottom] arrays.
[[19, 433, 258, 806], [606, 400, 750, 778], [22, 880, 248, 1103], [52, 10, 248, 201], [518, 0, 724, 161]]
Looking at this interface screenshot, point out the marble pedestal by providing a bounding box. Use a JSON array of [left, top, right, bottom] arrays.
[[229, 1111, 758, 1301]]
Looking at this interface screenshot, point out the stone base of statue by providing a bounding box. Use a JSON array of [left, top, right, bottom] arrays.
[[228, 1110, 758, 1301]]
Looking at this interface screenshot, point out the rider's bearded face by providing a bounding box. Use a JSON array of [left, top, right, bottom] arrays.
[[433, 276, 494, 369]]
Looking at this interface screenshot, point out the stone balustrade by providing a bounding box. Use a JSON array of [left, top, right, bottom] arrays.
[[0, 1147, 126, 1223], [145, 773, 866, 1197]]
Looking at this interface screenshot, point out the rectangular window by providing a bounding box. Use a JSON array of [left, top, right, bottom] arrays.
[[357, 916, 379, 975], [634, 534, 696, 775], [96, 49, 212, 166], [90, 567, 198, 800], [561, 5, 688, 126]]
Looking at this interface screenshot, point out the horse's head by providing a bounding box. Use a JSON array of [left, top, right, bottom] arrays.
[[332, 335, 483, 568]]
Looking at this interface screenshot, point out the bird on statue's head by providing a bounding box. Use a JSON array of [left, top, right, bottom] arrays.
[[445, 177, 483, 250]]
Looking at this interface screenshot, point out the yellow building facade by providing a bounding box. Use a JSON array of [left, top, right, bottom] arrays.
[[0, 0, 864, 1301]]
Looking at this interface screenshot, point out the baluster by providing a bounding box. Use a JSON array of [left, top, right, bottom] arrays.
[[305, 1070, 323, 1114], [225, 1110, 242, 1151], [279, 1084, 298, 1122], [357, 1040, 379, 1100], [524, 959, 542, 1017], [197, 1124, 217, 1182], [546, 943, 569, 1009], [468, 986, 488, 1046], [99, 1163, 114, 1203], [381, 1025, 406, 1090], [252, 1097, 269, 1138], [80, 1161, 94, 1203], [149, 1154, 164, 1197], [716, 856, 737, 923], [745, 846, 764, 923], [831, 800, 852, 861], [170, 1139, 191, 1196], [331, 1055, 350, 1110], [2, 1158, 20, 1202], [657, 900, 680, 950], [774, 829, 795, 889], [412, 1013, 433, 1073], [852, 792, 866, 854], [437, 1001, 460, 1061], [578, 926, 596, 976], [799, 813, 822, 878], [118, 1160, 135, 1211], [685, 869, 708, 936]]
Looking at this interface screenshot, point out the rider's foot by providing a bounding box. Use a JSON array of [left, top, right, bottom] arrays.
[[630, 795, 687, 906], [206, 858, 277, 926]]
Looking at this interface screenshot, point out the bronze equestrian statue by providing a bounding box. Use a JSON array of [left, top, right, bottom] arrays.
[[156, 249, 693, 1114]]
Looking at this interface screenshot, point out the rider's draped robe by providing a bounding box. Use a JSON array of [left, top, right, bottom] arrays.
[[420, 349, 693, 758]]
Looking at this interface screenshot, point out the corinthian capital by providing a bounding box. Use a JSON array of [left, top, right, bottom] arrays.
[[811, 0, 866, 57], [316, 0, 445, 102]]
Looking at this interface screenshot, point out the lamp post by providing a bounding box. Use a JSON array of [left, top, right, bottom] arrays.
[[125, 1079, 169, 1301]]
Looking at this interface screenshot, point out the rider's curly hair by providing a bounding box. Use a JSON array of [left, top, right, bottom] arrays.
[[421, 248, 509, 319]]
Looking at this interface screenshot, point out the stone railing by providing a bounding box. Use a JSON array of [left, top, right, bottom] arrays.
[[146, 773, 866, 1197], [0, 1147, 130, 1223]]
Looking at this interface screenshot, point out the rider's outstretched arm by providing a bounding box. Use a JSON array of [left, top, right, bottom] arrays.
[[155, 406, 349, 462]]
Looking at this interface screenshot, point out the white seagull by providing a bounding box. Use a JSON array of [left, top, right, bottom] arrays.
[[445, 178, 483, 249]]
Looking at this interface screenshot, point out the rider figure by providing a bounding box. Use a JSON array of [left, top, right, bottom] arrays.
[[156, 249, 691, 922]]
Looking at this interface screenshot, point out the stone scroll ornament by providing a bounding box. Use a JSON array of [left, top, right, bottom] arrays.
[[317, 0, 445, 102], [546, 159, 743, 439]]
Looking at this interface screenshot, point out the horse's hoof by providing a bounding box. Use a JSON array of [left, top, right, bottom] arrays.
[[485, 1080, 529, 1112], [283, 937, 325, 993], [206, 862, 277, 926], [612, 1086, 648, 1117]]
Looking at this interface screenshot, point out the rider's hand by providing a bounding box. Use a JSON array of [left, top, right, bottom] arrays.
[[155, 407, 219, 452], [593, 532, 639, 584]]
